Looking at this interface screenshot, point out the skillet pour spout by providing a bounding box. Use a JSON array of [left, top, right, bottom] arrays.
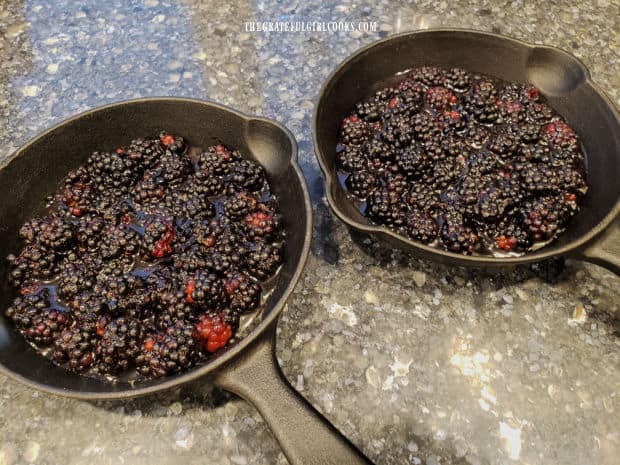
[[313, 29, 620, 275], [0, 98, 371, 465]]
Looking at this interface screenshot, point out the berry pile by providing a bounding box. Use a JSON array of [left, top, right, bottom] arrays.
[[336, 66, 587, 255], [5, 132, 285, 380]]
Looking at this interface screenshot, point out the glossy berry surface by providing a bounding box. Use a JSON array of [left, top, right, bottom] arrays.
[[4, 133, 284, 381], [337, 66, 587, 256]]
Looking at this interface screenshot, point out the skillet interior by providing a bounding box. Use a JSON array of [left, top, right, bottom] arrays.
[[0, 98, 311, 397], [314, 29, 620, 265]]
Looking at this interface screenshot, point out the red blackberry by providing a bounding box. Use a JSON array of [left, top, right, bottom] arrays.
[[95, 316, 143, 374], [230, 159, 266, 192], [404, 209, 438, 243], [137, 321, 199, 377], [244, 208, 280, 239], [439, 210, 480, 254], [520, 196, 571, 242], [52, 327, 97, 372], [543, 121, 579, 150], [194, 311, 233, 353], [159, 131, 187, 154], [491, 221, 532, 252], [184, 270, 224, 307], [424, 86, 458, 112], [245, 241, 283, 280], [345, 171, 378, 199], [339, 115, 372, 145], [223, 271, 262, 313], [445, 67, 471, 92], [5, 287, 72, 345]]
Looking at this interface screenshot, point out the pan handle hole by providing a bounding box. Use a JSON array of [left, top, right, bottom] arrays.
[[526, 47, 588, 96]]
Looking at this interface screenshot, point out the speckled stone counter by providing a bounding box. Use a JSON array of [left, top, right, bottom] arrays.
[[0, 1, 618, 464]]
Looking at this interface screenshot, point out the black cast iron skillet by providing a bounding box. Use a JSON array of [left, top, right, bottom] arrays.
[[313, 29, 620, 275], [0, 98, 372, 465]]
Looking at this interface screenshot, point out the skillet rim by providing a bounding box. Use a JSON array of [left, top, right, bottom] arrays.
[[312, 27, 620, 266], [0, 97, 313, 399]]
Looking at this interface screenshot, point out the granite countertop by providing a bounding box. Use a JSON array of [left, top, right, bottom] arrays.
[[0, 1, 619, 464]]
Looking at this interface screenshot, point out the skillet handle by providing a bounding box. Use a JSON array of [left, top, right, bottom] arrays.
[[574, 219, 620, 275], [213, 325, 373, 465]]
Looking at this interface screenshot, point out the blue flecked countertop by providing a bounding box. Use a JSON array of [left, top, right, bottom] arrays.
[[0, 1, 618, 464]]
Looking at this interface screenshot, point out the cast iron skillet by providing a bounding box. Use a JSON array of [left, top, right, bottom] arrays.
[[0, 98, 371, 465], [313, 29, 620, 275]]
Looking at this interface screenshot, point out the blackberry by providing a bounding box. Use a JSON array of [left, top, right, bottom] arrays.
[[439, 210, 480, 254], [192, 170, 226, 196], [184, 270, 224, 307], [518, 142, 553, 163], [520, 196, 571, 242], [153, 291, 197, 331], [246, 241, 284, 280], [427, 156, 466, 190], [5, 288, 72, 345], [52, 327, 97, 372], [475, 185, 512, 222], [223, 191, 259, 219], [526, 102, 555, 123], [397, 79, 426, 108], [439, 110, 467, 133], [345, 171, 378, 199], [404, 210, 438, 243], [99, 225, 140, 259], [194, 311, 233, 353], [543, 121, 579, 151], [517, 123, 541, 143], [140, 215, 177, 259], [57, 259, 96, 300], [339, 115, 372, 145], [243, 208, 281, 239], [159, 131, 187, 154], [7, 244, 61, 286], [385, 173, 409, 195], [137, 321, 199, 378], [395, 144, 432, 179], [95, 316, 143, 374], [19, 216, 75, 251], [68, 290, 107, 317], [161, 189, 215, 220], [487, 131, 520, 157], [133, 171, 167, 204], [463, 93, 499, 124], [445, 67, 471, 92], [424, 86, 458, 112], [229, 159, 266, 192], [60, 180, 96, 217], [407, 184, 441, 212], [197, 145, 237, 176], [365, 138, 397, 162], [380, 114, 414, 148], [336, 144, 368, 172], [151, 151, 192, 185], [462, 121, 491, 148], [410, 66, 446, 87], [75, 215, 105, 251], [491, 222, 532, 252], [365, 188, 406, 226], [126, 137, 165, 167], [496, 99, 525, 123], [86, 151, 140, 192], [223, 271, 262, 313], [411, 112, 444, 142]]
